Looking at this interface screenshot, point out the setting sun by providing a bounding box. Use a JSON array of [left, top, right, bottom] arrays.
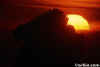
[[67, 14, 90, 32]]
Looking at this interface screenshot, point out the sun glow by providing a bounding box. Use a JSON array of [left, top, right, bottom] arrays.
[[67, 14, 90, 33]]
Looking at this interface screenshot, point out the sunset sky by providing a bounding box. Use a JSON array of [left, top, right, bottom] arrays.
[[4, 0, 100, 8], [0, 0, 100, 31]]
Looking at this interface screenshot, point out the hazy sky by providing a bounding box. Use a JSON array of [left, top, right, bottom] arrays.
[[0, 0, 100, 30], [4, 0, 100, 8]]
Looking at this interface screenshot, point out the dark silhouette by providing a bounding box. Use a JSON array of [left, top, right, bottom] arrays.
[[13, 8, 91, 65]]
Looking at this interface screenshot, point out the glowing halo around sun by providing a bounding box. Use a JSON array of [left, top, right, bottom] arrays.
[[67, 14, 90, 33]]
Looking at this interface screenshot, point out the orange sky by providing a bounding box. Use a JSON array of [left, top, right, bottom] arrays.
[[5, 0, 100, 8], [0, 0, 100, 31], [33, 0, 100, 8]]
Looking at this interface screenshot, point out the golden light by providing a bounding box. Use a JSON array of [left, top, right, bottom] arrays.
[[67, 14, 90, 33]]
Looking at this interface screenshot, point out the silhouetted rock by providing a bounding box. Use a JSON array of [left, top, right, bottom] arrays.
[[13, 8, 86, 65]]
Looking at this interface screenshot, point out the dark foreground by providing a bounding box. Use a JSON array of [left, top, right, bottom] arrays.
[[0, 9, 100, 66]]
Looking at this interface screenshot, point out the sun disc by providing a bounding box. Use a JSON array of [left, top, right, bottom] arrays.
[[67, 14, 90, 33]]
